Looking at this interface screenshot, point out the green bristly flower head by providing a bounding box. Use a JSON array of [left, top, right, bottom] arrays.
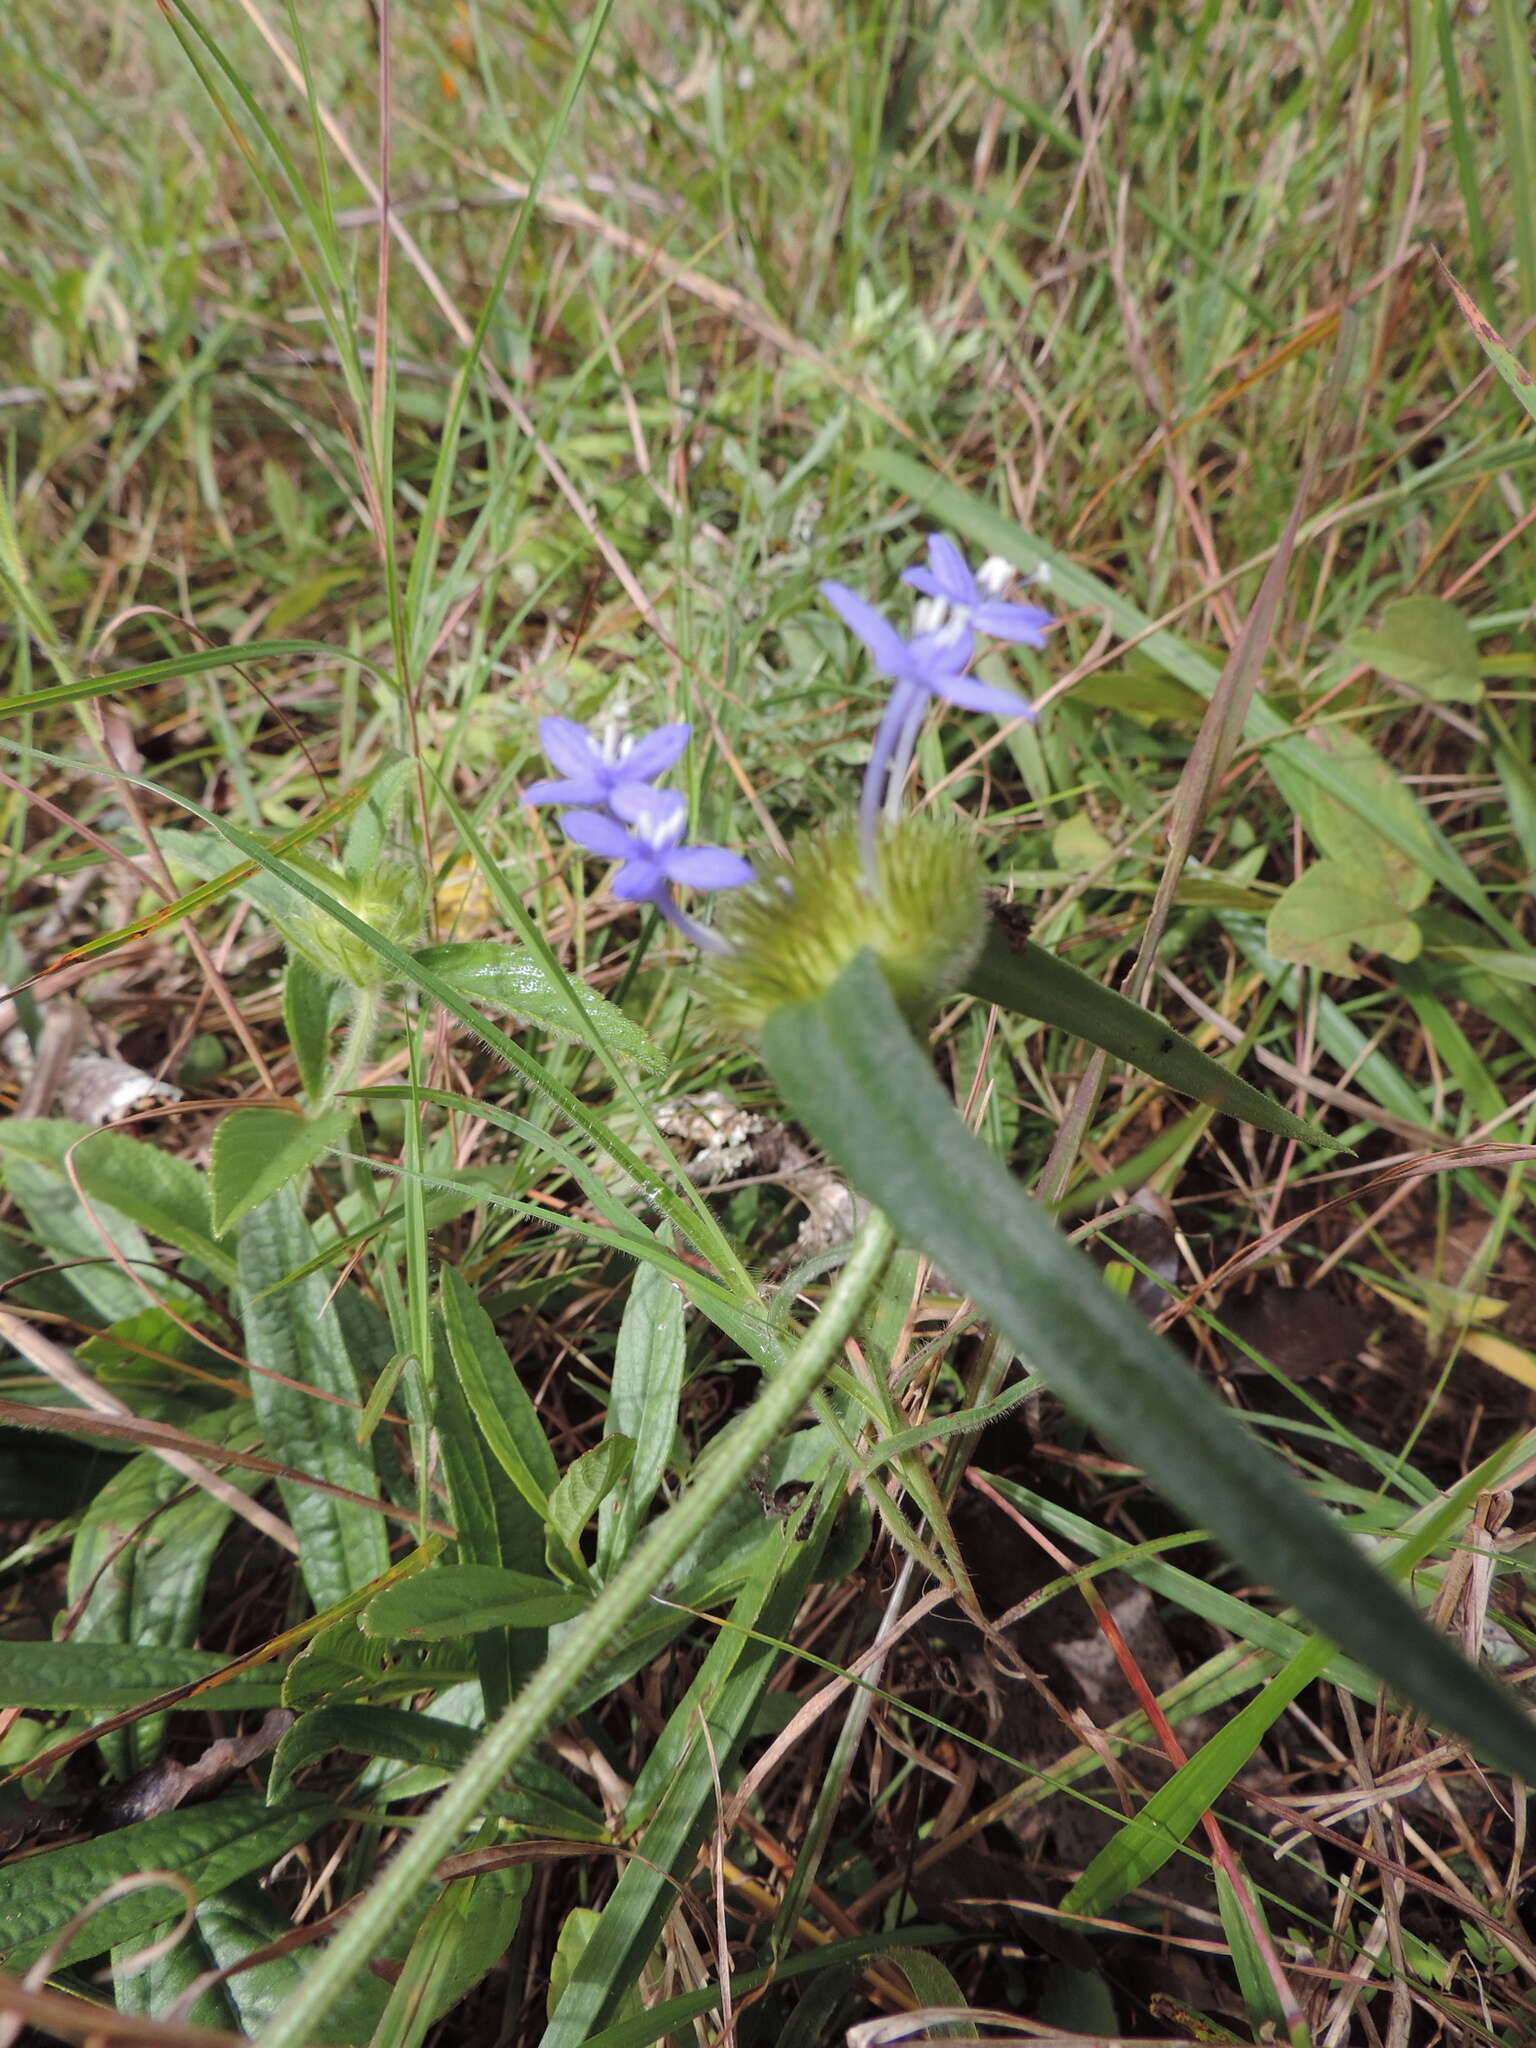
[[276, 851, 428, 994], [708, 815, 986, 1034]]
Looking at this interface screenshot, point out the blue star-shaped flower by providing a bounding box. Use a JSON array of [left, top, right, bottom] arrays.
[[900, 532, 1053, 648], [561, 786, 753, 950], [821, 545, 1051, 864], [522, 714, 692, 809]]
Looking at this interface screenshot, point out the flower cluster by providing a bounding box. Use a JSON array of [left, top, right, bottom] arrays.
[[820, 533, 1052, 866], [524, 534, 1050, 998], [524, 715, 753, 954]]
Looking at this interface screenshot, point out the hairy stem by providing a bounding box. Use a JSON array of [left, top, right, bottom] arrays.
[[321, 985, 381, 1110]]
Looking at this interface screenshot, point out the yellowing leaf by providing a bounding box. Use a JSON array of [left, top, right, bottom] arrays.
[[1266, 861, 1422, 975], [1068, 670, 1206, 725], [1302, 725, 1435, 910], [1357, 1275, 1536, 1395], [1346, 595, 1483, 704], [1052, 813, 1114, 873]]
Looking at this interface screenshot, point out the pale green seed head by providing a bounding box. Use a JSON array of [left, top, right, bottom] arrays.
[[707, 815, 986, 1034]]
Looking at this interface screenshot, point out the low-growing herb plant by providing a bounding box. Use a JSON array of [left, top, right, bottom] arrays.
[[49, 526, 1512, 2048], [6, 10, 1536, 2046]]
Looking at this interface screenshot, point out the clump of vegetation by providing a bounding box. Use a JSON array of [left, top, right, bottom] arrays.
[[3, 6, 1536, 2045]]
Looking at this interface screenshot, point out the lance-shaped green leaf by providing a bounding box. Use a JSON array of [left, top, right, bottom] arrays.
[[414, 941, 664, 1074], [964, 912, 1343, 1150], [0, 1791, 326, 1970], [238, 1187, 390, 1613], [759, 950, 1536, 1783], [0, 1639, 283, 1711]]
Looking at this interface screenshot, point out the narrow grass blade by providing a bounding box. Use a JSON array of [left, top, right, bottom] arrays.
[[758, 951, 1536, 1782], [1214, 1864, 1291, 2037], [0, 640, 389, 721], [1, 736, 764, 1311], [1486, 0, 1536, 326], [1063, 1637, 1330, 1919], [541, 1526, 830, 2047], [574, 1930, 954, 2048], [439, 1264, 558, 1519], [964, 914, 1342, 1151], [1435, 251, 1536, 427]]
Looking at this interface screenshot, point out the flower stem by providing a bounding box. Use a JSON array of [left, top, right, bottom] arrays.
[[881, 688, 929, 825], [320, 986, 381, 1110], [253, 1208, 898, 2048], [656, 889, 731, 955], [859, 681, 920, 884]]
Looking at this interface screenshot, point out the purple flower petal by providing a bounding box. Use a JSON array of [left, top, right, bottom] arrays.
[[609, 857, 666, 902], [936, 673, 1037, 720], [560, 809, 637, 860], [600, 776, 672, 825], [538, 715, 603, 781], [664, 845, 755, 891], [907, 622, 977, 679], [620, 721, 692, 782], [972, 599, 1053, 647], [522, 774, 605, 806], [900, 565, 948, 600], [923, 533, 978, 606], [820, 581, 913, 678], [611, 783, 688, 845]]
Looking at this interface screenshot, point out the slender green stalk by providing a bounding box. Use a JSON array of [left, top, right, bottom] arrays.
[[254, 1209, 897, 2048], [320, 987, 381, 1111]]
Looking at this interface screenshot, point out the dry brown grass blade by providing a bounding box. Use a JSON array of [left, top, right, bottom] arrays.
[[1152, 1141, 1536, 1333], [848, 2012, 1191, 2046], [0, 1396, 453, 1540], [0, 779, 367, 1007], [227, 0, 654, 639], [0, 1969, 243, 2048], [1242, 1786, 1536, 1992], [0, 1310, 298, 1555], [449, 160, 919, 445], [967, 1473, 1306, 2035]]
